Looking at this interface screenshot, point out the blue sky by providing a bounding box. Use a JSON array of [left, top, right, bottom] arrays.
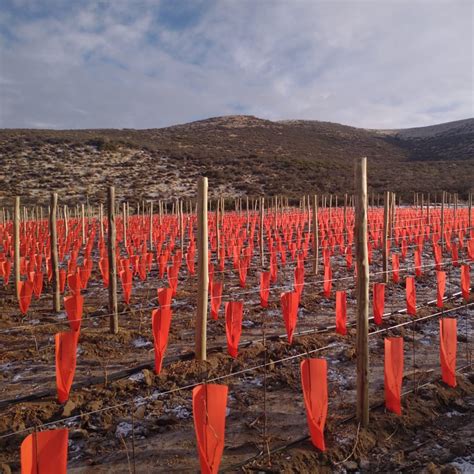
[[0, 0, 472, 129]]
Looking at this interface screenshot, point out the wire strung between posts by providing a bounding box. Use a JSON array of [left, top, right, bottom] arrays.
[[1, 286, 467, 361], [2, 252, 469, 336], [0, 342, 339, 440], [226, 362, 474, 472], [1, 265, 471, 365], [0, 293, 468, 412]]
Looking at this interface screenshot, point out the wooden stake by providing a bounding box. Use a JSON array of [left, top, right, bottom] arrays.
[[313, 195, 319, 275], [469, 192, 472, 231], [50, 193, 60, 312], [149, 201, 154, 250], [81, 203, 86, 245], [441, 191, 445, 249], [216, 198, 220, 257], [64, 205, 68, 239], [343, 193, 348, 246], [122, 202, 127, 247], [99, 203, 104, 238], [383, 191, 390, 284], [196, 177, 208, 361], [355, 157, 370, 428], [108, 187, 118, 334], [180, 200, 184, 256], [260, 197, 265, 268], [13, 197, 20, 300]]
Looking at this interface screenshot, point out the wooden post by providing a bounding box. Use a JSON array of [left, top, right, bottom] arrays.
[[441, 191, 445, 249], [149, 201, 154, 250], [246, 196, 250, 232], [260, 197, 265, 268], [13, 197, 20, 299], [355, 157, 370, 427], [329, 194, 333, 222], [99, 203, 104, 238], [427, 193, 430, 227], [50, 193, 60, 312], [343, 193, 348, 246], [122, 202, 127, 247], [196, 177, 208, 361], [63, 205, 68, 239], [383, 191, 390, 284], [313, 195, 319, 275], [390, 192, 396, 241], [216, 198, 220, 257], [108, 187, 118, 334], [81, 203, 86, 245], [468, 192, 472, 231]]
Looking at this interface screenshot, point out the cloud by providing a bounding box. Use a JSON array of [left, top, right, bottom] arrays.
[[0, 0, 472, 129]]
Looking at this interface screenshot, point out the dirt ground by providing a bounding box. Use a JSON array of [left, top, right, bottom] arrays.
[[0, 230, 472, 473]]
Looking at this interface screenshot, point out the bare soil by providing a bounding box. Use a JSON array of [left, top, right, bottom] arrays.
[[0, 237, 472, 473]]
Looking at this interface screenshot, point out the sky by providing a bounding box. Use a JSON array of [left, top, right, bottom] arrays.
[[0, 0, 472, 129]]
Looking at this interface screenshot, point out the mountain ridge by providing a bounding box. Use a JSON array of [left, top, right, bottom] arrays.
[[0, 115, 472, 206]]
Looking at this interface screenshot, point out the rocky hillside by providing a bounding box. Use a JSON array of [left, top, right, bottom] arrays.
[[0, 116, 472, 206]]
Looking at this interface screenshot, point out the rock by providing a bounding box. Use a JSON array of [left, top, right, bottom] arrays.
[[142, 369, 154, 386], [343, 460, 358, 471], [157, 416, 178, 426], [115, 422, 133, 438], [134, 405, 146, 419], [0, 463, 12, 474], [87, 400, 103, 411], [70, 428, 89, 440], [62, 400, 76, 417], [440, 467, 459, 474], [449, 441, 466, 457], [421, 462, 441, 474]]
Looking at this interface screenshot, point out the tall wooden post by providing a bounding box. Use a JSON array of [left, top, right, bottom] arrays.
[[468, 192, 472, 231], [196, 177, 208, 361], [329, 194, 333, 222], [441, 191, 445, 249], [390, 192, 396, 241], [260, 197, 265, 268], [64, 205, 68, 239], [108, 187, 118, 334], [216, 198, 220, 257], [383, 191, 390, 284], [313, 195, 319, 275], [180, 200, 184, 256], [13, 197, 21, 299], [355, 157, 369, 427], [81, 203, 86, 245], [246, 196, 250, 232], [122, 202, 127, 247], [149, 201, 154, 250], [343, 193, 348, 247], [427, 193, 430, 227], [50, 193, 60, 312], [99, 203, 104, 238]]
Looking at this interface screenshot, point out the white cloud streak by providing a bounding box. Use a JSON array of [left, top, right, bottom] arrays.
[[0, 0, 472, 129]]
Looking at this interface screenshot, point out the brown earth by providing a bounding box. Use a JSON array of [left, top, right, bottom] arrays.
[[0, 234, 472, 472]]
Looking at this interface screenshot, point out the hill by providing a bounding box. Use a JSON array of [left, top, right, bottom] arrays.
[[0, 116, 472, 206]]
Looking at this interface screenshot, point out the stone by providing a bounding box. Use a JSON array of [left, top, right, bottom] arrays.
[[70, 428, 89, 440], [134, 405, 146, 419], [0, 463, 12, 474], [142, 369, 154, 386], [62, 400, 76, 417], [344, 460, 358, 470]]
